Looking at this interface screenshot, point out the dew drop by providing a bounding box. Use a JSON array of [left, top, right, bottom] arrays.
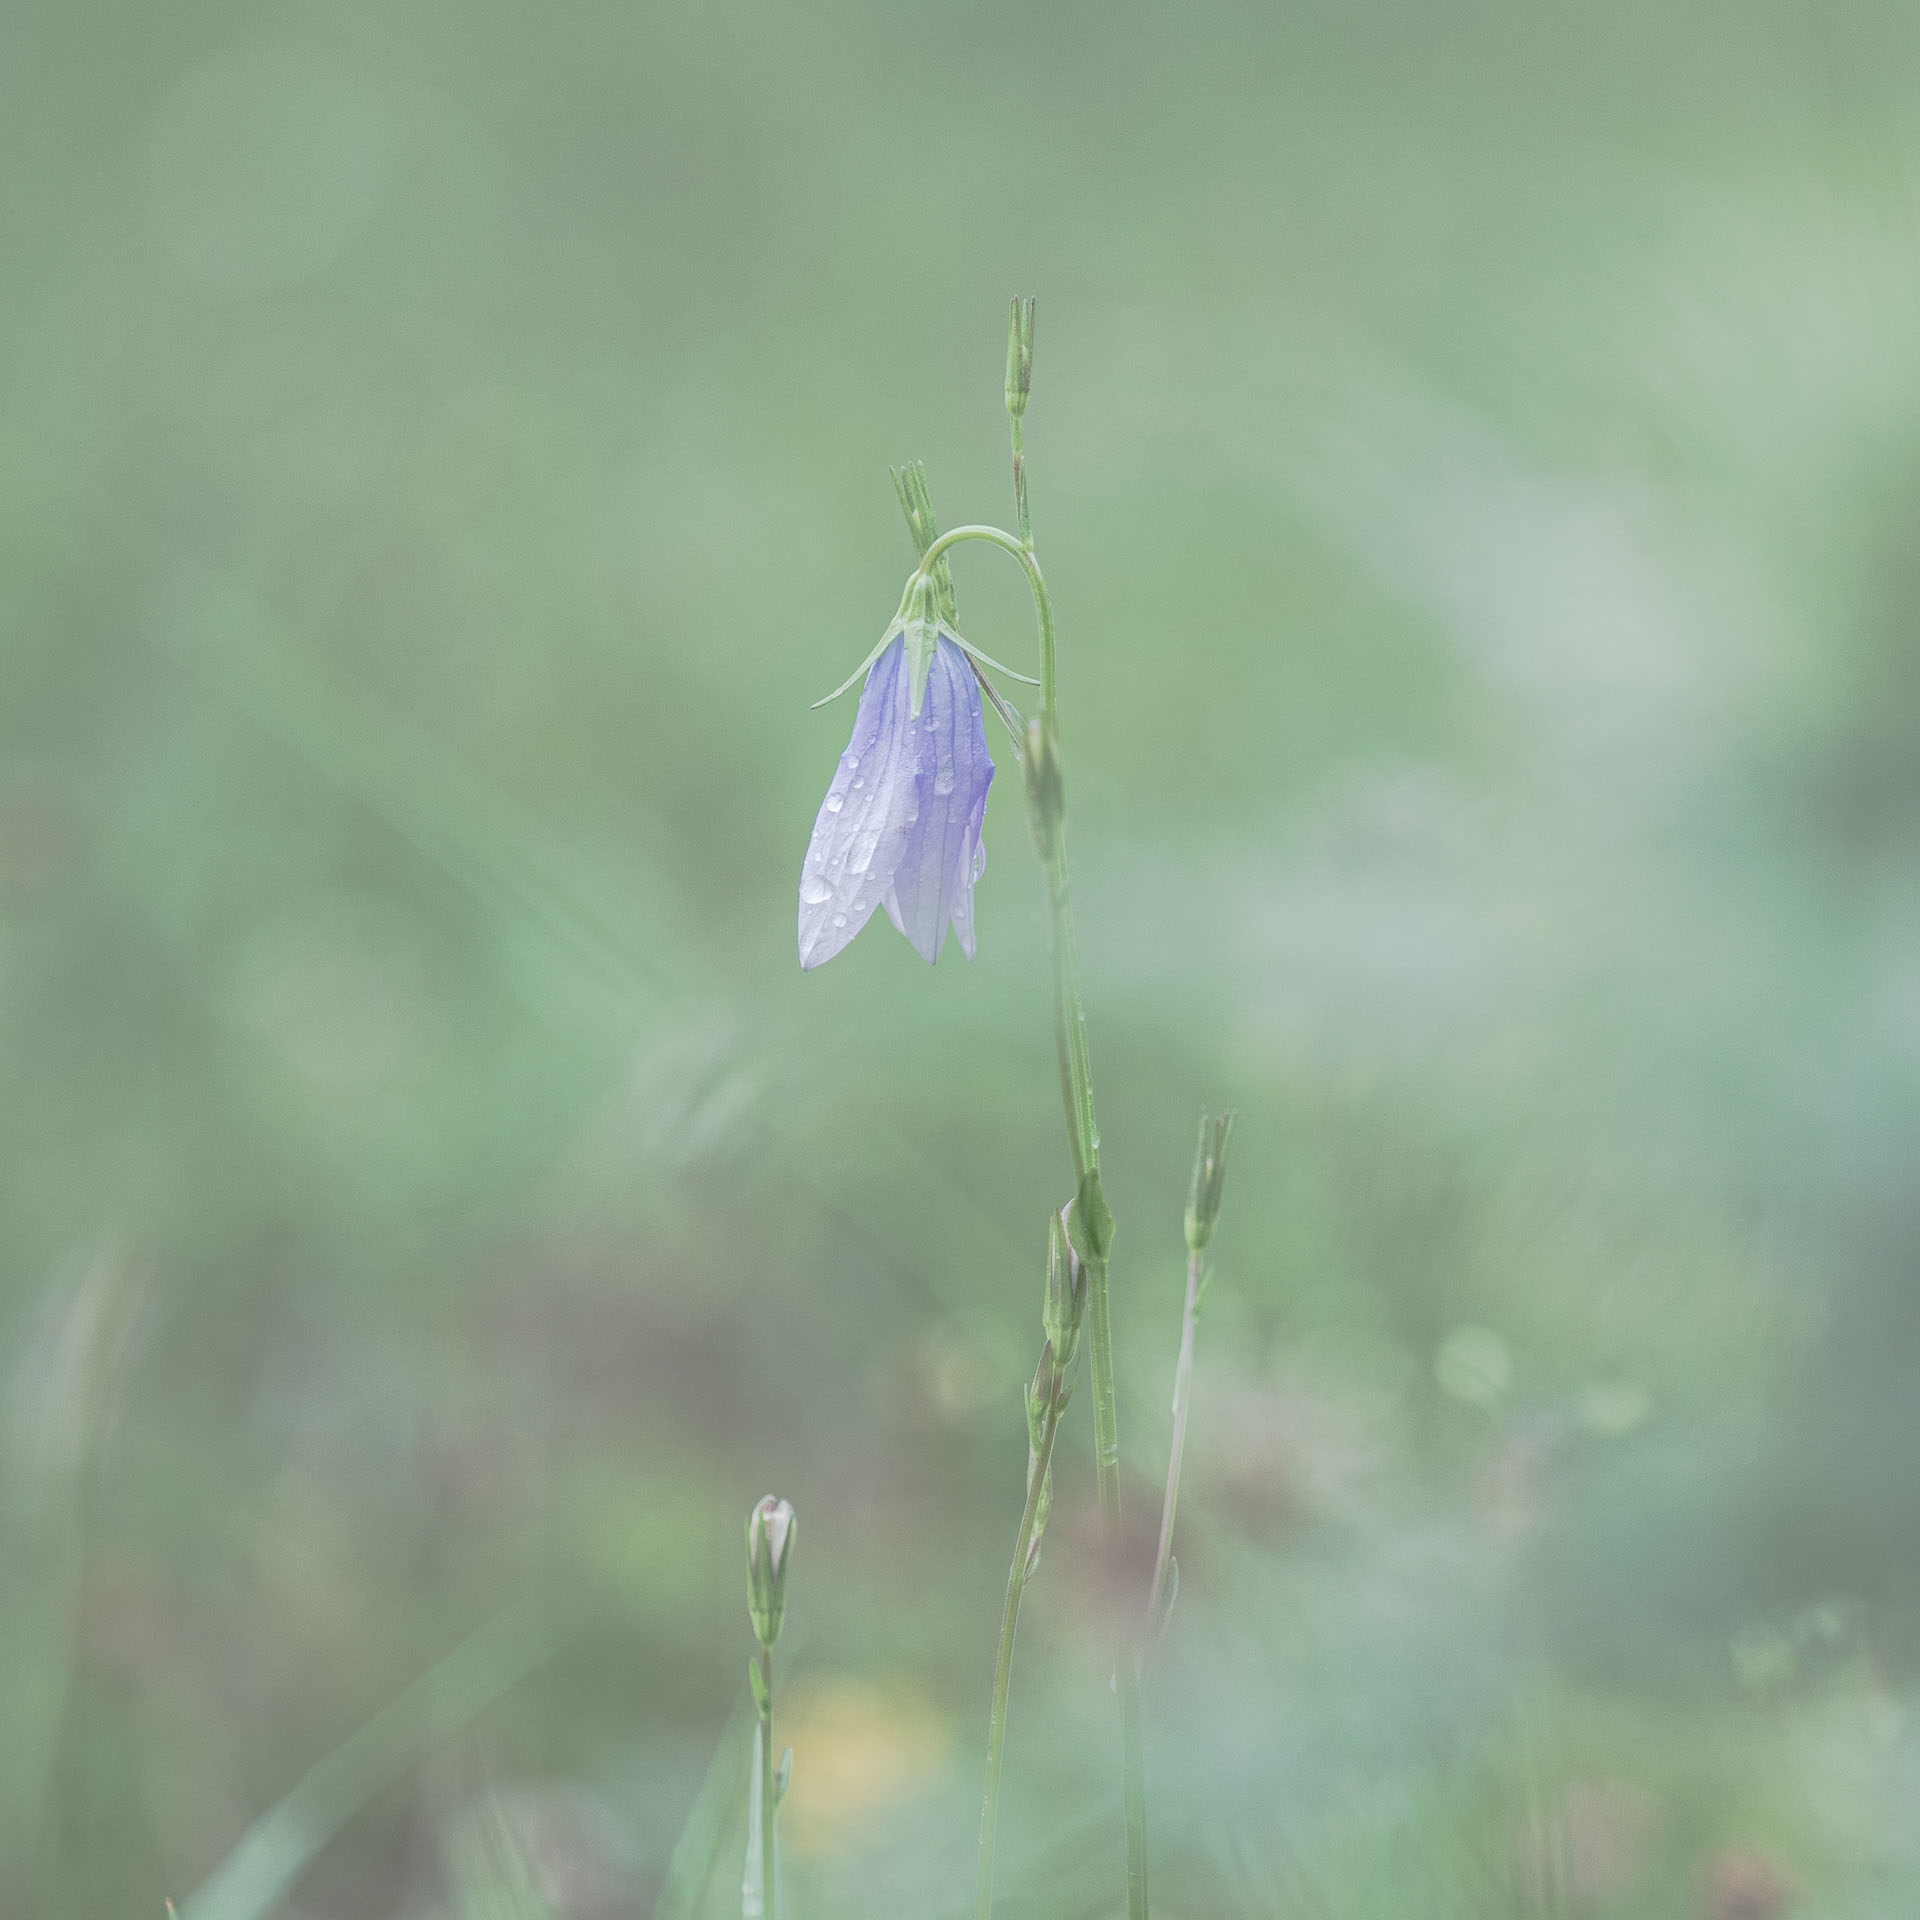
[[852, 777, 864, 789], [845, 755, 859, 771], [824, 793, 843, 812], [800, 873, 833, 906], [933, 765, 955, 796], [831, 912, 847, 927]]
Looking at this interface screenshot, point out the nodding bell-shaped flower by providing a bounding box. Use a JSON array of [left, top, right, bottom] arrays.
[[799, 573, 999, 970]]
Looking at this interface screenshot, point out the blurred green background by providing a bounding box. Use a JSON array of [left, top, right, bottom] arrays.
[[8, 0, 1920, 1914]]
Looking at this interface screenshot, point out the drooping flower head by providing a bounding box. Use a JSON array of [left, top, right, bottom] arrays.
[[799, 579, 997, 970]]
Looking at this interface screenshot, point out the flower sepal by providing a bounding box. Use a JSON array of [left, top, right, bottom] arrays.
[[807, 569, 929, 713], [900, 574, 941, 720], [812, 572, 1035, 720]]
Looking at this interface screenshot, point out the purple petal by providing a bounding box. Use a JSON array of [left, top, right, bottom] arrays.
[[947, 791, 989, 961], [882, 637, 994, 963], [798, 637, 914, 969]]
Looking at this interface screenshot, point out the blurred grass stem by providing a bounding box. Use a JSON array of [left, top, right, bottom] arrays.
[[178, 1607, 548, 1920], [975, 1357, 1067, 1920], [1147, 1244, 1202, 1632], [1152, 1112, 1232, 1632], [652, 1697, 754, 1920]]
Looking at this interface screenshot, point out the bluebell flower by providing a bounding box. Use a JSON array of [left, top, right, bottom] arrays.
[[798, 625, 996, 970]]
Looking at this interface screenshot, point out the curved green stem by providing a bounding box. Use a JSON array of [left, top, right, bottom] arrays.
[[976, 1382, 1066, 1920], [911, 524, 1093, 1179], [914, 526, 1057, 715]]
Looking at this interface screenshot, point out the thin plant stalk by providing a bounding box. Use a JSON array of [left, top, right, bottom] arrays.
[[1080, 1218, 1149, 1920], [743, 1496, 793, 1920], [755, 1647, 776, 1920], [1150, 1111, 1232, 1633], [924, 299, 1152, 1920], [1147, 1243, 1202, 1630], [975, 1368, 1067, 1920]]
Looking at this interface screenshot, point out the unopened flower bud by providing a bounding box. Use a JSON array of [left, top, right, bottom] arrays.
[[891, 461, 959, 625], [1067, 1170, 1115, 1266], [1004, 296, 1036, 421], [1024, 713, 1064, 851], [1042, 1206, 1086, 1368], [889, 462, 935, 560], [745, 1495, 796, 1648], [1183, 1110, 1235, 1254]]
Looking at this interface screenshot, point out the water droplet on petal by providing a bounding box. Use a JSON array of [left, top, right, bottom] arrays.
[[845, 755, 859, 771], [831, 912, 847, 927], [800, 873, 833, 906], [824, 793, 843, 812]]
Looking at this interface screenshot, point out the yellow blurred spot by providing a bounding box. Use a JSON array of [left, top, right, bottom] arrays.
[[777, 1675, 950, 1858]]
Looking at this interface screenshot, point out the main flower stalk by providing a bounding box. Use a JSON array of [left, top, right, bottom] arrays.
[[933, 301, 1152, 1920]]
